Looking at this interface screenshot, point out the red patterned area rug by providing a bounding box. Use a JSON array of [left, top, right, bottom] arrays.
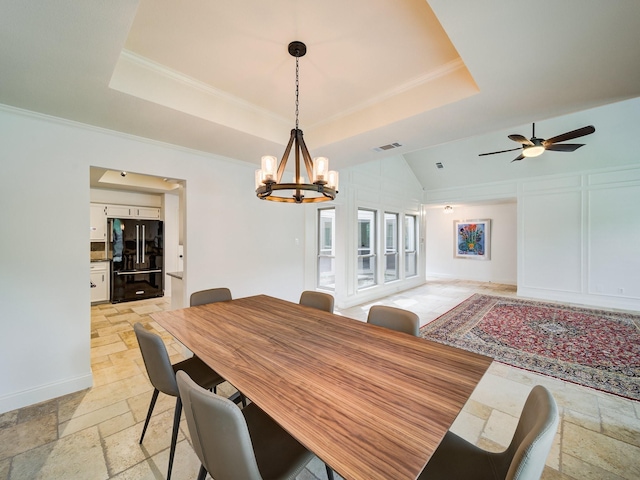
[[420, 294, 640, 400]]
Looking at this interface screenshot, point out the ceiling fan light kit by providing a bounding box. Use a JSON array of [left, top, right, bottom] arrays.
[[479, 123, 595, 162], [522, 141, 545, 158]]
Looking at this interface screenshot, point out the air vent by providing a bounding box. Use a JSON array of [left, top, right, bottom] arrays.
[[436, 162, 444, 169], [374, 142, 402, 152]]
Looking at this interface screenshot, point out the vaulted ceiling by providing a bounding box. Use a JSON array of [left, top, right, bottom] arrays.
[[2, 0, 639, 190]]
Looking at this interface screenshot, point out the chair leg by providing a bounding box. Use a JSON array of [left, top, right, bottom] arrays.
[[166, 396, 182, 480], [325, 464, 334, 480], [197, 464, 208, 480], [139, 388, 159, 444]]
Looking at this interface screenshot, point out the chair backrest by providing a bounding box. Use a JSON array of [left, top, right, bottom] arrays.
[[177, 370, 264, 480], [367, 305, 420, 336], [133, 323, 179, 396], [190, 287, 232, 307], [299, 290, 335, 313], [503, 385, 559, 480]]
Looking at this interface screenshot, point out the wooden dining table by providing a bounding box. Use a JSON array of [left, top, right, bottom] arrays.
[[151, 294, 492, 480]]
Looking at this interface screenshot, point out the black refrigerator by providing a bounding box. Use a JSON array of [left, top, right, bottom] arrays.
[[109, 218, 164, 303]]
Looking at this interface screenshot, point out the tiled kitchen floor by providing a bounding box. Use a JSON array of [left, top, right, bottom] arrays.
[[0, 279, 638, 479]]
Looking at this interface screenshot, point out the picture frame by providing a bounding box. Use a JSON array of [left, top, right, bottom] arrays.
[[454, 219, 491, 260]]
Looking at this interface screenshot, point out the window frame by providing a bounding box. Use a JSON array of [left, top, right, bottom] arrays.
[[357, 208, 377, 290], [404, 213, 419, 278], [384, 211, 399, 283], [317, 207, 336, 291]]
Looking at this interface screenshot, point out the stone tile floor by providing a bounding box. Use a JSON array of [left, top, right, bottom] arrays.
[[0, 279, 638, 479]]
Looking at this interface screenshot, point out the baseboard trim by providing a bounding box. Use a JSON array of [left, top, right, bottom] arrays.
[[517, 287, 640, 312], [425, 272, 517, 286], [0, 373, 93, 415]]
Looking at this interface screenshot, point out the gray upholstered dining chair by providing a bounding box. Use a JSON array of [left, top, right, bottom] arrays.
[[367, 305, 420, 336], [299, 290, 335, 313], [298, 289, 337, 479], [189, 287, 247, 407], [298, 289, 337, 480], [418, 385, 559, 480], [190, 287, 232, 306], [133, 323, 225, 480], [176, 370, 316, 480]]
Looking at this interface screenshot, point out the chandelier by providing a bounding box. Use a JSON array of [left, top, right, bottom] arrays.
[[255, 41, 338, 203]]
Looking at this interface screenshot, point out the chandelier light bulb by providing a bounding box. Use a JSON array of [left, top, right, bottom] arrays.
[[261, 155, 278, 182], [313, 156, 329, 183], [327, 171, 339, 190], [255, 169, 265, 189]]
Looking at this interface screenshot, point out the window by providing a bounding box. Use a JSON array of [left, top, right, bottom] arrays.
[[357, 209, 376, 289], [317, 208, 335, 290], [384, 212, 399, 282], [405, 214, 418, 277]]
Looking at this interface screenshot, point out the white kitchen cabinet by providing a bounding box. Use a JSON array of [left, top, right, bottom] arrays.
[[106, 204, 161, 219], [90, 261, 110, 303], [90, 204, 107, 241], [106, 204, 134, 218], [134, 206, 161, 219]]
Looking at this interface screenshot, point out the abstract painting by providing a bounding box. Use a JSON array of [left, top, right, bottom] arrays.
[[454, 219, 490, 259]]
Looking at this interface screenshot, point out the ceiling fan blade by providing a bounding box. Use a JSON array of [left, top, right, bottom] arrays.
[[508, 134, 534, 145], [545, 143, 585, 152], [478, 147, 522, 156], [544, 125, 595, 146], [511, 154, 525, 162]]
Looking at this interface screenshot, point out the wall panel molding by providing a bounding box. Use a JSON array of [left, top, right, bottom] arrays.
[[425, 164, 640, 311]]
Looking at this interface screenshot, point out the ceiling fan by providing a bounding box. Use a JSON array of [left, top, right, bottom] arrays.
[[479, 123, 595, 162]]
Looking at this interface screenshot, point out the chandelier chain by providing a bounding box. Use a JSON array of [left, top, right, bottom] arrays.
[[295, 56, 299, 130]]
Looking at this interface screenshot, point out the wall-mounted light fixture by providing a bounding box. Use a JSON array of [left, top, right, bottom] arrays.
[[444, 205, 454, 214]]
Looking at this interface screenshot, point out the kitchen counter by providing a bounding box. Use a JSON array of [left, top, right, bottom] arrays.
[[168, 271, 184, 313], [165, 270, 191, 357]]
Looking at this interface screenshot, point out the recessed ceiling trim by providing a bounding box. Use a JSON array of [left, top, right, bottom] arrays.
[[308, 58, 467, 130], [109, 50, 291, 144], [308, 63, 479, 147], [118, 50, 289, 121], [110, 50, 477, 150]]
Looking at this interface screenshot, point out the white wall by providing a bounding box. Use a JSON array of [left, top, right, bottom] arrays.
[[518, 168, 640, 309], [424, 202, 517, 285], [0, 106, 305, 413]]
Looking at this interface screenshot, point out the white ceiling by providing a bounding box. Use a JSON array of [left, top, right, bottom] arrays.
[[2, 0, 640, 189]]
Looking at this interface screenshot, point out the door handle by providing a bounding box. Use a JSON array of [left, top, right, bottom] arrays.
[[116, 269, 162, 275]]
